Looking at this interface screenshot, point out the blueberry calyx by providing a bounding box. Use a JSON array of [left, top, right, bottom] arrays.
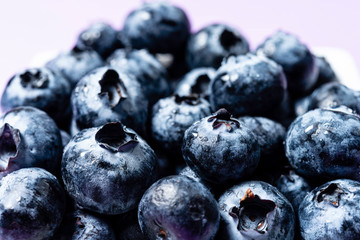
[[191, 74, 211, 94], [95, 122, 138, 152], [19, 69, 49, 89], [220, 29, 242, 51], [230, 188, 276, 234], [174, 94, 200, 106], [98, 69, 128, 108], [207, 108, 240, 132], [315, 183, 344, 207], [0, 123, 20, 171]]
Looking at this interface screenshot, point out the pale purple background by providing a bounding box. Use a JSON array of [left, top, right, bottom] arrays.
[[1, 0, 359, 95]]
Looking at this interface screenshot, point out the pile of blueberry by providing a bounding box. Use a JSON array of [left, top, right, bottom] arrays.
[[1, 1, 360, 240]]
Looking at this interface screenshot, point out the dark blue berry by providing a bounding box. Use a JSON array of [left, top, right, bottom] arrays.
[[210, 54, 287, 117], [71, 67, 148, 136], [295, 82, 360, 116], [285, 106, 360, 180], [299, 179, 360, 239], [75, 22, 123, 59], [182, 108, 260, 183], [276, 169, 311, 212], [1, 67, 71, 129], [238, 116, 286, 169], [123, 1, 190, 54], [0, 168, 66, 240], [187, 24, 249, 69], [256, 31, 318, 96], [62, 122, 158, 215], [0, 106, 62, 175], [217, 181, 295, 240], [138, 175, 219, 240]]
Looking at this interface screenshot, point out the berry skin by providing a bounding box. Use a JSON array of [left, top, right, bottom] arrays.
[[276, 169, 311, 212], [1, 67, 71, 129], [299, 179, 360, 240], [210, 54, 287, 117], [187, 24, 249, 69], [151, 94, 211, 157], [75, 22, 123, 59], [138, 175, 220, 240], [0, 106, 62, 175], [0, 168, 66, 240], [71, 66, 148, 136], [46, 47, 103, 89], [62, 122, 158, 215], [256, 30, 318, 96], [217, 181, 295, 240], [123, 1, 190, 54], [182, 108, 260, 183], [285, 106, 360, 181], [238, 116, 286, 169]]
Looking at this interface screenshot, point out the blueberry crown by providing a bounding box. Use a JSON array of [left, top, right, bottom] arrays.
[[0, 123, 21, 171], [20, 69, 49, 89], [98, 69, 128, 108], [229, 188, 276, 234], [315, 183, 344, 207], [174, 94, 200, 105], [207, 108, 240, 132], [95, 122, 138, 152]]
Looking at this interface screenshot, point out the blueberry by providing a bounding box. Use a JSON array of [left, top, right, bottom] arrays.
[[256, 31, 318, 96], [276, 169, 311, 212], [71, 209, 116, 240], [238, 116, 286, 169], [299, 179, 360, 239], [46, 47, 103, 88], [0, 106, 62, 175], [182, 108, 260, 183], [313, 55, 338, 88], [217, 181, 295, 240], [62, 122, 158, 215], [138, 175, 220, 240], [71, 66, 148, 136], [1, 67, 72, 129], [123, 1, 190, 54], [75, 22, 123, 59], [210, 54, 287, 117], [285, 106, 360, 180], [174, 67, 216, 99], [295, 82, 360, 116], [0, 168, 66, 240], [107, 48, 169, 104], [186, 24, 249, 69], [151, 94, 211, 158]]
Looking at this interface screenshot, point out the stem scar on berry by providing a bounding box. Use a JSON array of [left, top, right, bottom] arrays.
[[0, 123, 21, 172], [95, 122, 138, 153], [315, 183, 344, 207], [230, 188, 276, 234], [98, 69, 128, 108], [207, 108, 240, 132]]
